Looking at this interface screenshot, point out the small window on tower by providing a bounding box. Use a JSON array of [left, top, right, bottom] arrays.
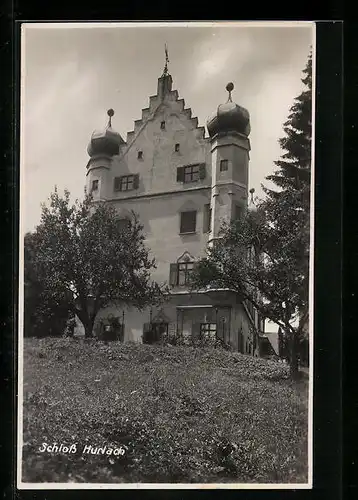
[[175, 143, 180, 152], [137, 151, 143, 159], [91, 180, 99, 192], [160, 121, 166, 130], [220, 159, 229, 172]]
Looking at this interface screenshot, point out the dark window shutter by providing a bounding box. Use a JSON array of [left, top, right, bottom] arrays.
[[114, 177, 121, 191], [203, 204, 211, 233], [191, 261, 199, 285], [192, 261, 199, 273], [199, 163, 206, 179], [169, 263, 178, 286], [177, 166, 185, 182], [133, 174, 139, 189]]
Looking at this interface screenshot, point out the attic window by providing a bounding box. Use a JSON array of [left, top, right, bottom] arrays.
[[160, 121, 166, 130], [175, 143, 180, 152], [137, 151, 143, 159]]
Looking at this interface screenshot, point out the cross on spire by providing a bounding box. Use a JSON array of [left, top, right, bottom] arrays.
[[162, 43, 170, 76]]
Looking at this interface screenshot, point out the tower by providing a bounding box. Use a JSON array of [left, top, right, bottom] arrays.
[[86, 109, 125, 200], [206, 82, 251, 241]]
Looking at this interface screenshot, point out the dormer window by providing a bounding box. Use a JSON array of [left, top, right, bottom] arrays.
[[175, 143, 180, 152], [160, 121, 166, 130], [137, 151, 143, 160], [91, 180, 99, 192]]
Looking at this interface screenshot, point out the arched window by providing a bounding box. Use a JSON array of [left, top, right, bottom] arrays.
[[169, 251, 195, 286]]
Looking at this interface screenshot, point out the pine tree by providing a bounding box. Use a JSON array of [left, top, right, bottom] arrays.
[[262, 52, 312, 371], [265, 52, 312, 203]]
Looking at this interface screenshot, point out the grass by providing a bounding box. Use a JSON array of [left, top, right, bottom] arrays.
[[21, 337, 308, 484]]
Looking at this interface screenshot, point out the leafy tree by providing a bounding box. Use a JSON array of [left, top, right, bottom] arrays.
[[24, 232, 71, 337], [31, 189, 165, 338], [191, 53, 312, 378]]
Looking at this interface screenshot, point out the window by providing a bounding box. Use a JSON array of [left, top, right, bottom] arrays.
[[200, 323, 217, 341], [220, 159, 229, 172], [160, 121, 166, 129], [180, 210, 197, 234], [178, 261, 194, 285], [137, 151, 143, 159], [169, 261, 194, 286], [177, 164, 206, 183], [114, 174, 139, 192], [203, 204, 211, 233], [91, 179, 99, 192], [175, 143, 180, 152], [184, 165, 199, 183]]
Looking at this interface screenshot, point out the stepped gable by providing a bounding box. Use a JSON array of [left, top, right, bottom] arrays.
[[125, 79, 207, 145]]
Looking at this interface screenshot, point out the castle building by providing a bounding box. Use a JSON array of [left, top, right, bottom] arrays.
[[84, 55, 264, 354]]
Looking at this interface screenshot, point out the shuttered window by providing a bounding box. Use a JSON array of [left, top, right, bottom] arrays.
[[177, 163, 206, 184], [180, 211, 197, 234], [114, 174, 139, 192], [169, 261, 195, 286]]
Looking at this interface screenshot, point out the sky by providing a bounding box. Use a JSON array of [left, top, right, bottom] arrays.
[[21, 22, 314, 233]]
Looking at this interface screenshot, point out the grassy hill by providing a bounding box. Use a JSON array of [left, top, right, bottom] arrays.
[[21, 338, 308, 484]]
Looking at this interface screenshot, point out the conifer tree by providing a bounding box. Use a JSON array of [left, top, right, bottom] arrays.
[[262, 52, 312, 369]]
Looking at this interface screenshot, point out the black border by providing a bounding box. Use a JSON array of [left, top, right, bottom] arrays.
[[2, 17, 343, 500]]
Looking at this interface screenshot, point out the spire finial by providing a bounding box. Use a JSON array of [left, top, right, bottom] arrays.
[[162, 43, 169, 76], [226, 82, 234, 102], [107, 108, 114, 128], [249, 187, 255, 203]]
